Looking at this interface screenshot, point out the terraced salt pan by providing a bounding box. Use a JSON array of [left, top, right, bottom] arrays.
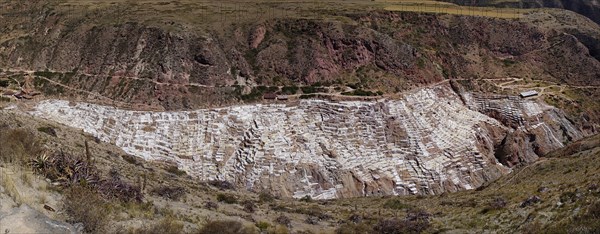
[[31, 85, 525, 199]]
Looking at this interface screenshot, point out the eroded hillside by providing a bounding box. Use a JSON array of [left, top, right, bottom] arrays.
[[1, 1, 599, 111]]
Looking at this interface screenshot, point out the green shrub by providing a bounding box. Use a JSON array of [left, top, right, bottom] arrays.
[[341, 89, 379, 96], [299, 94, 316, 99], [383, 199, 411, 210], [256, 221, 271, 231], [502, 59, 517, 67], [281, 86, 299, 95], [301, 86, 326, 94]]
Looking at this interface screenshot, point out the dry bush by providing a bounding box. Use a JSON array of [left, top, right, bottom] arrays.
[[0, 128, 42, 165], [274, 215, 291, 228], [133, 216, 184, 234], [383, 199, 411, 210], [217, 193, 238, 204], [374, 209, 431, 234], [63, 186, 111, 233], [98, 176, 143, 203], [151, 185, 186, 201], [198, 220, 256, 234], [335, 222, 373, 234], [121, 154, 141, 165], [204, 201, 219, 210], [259, 190, 276, 203], [209, 180, 235, 190], [243, 200, 256, 213], [165, 165, 186, 176], [482, 197, 508, 214], [588, 201, 600, 219], [294, 205, 332, 221], [37, 126, 57, 137]]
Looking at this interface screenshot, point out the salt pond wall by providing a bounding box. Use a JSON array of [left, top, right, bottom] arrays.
[[31, 85, 581, 199]]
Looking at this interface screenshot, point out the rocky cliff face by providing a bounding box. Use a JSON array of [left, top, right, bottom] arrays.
[[30, 84, 582, 199]]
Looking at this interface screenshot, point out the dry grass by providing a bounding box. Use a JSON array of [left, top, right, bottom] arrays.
[[3, 0, 529, 34], [63, 186, 111, 233], [198, 220, 257, 234], [0, 168, 23, 204], [384, 4, 527, 18], [0, 128, 43, 165], [130, 216, 185, 234]]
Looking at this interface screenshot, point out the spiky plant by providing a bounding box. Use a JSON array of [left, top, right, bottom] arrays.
[[30, 153, 52, 174]]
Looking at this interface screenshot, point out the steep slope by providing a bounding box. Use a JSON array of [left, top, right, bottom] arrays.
[[1, 2, 599, 112]]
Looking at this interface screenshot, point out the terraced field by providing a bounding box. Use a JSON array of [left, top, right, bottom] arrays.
[[29, 83, 581, 199]]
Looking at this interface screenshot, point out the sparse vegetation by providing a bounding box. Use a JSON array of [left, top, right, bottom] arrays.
[[165, 165, 186, 176], [151, 185, 186, 201], [198, 220, 256, 234], [209, 180, 235, 190], [243, 200, 256, 213], [134, 216, 185, 234], [275, 215, 292, 228], [63, 186, 111, 233], [281, 86, 299, 95], [255, 221, 271, 231], [341, 89, 380, 96], [383, 199, 412, 210], [0, 128, 42, 164], [259, 190, 276, 203], [122, 154, 140, 165], [37, 126, 57, 137], [217, 193, 238, 204]]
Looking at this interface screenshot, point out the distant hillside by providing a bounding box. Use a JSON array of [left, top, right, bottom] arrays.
[[441, 0, 600, 24]]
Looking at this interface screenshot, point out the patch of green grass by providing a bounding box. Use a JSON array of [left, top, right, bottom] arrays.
[[33, 70, 60, 79], [281, 85, 299, 95], [502, 59, 518, 67]]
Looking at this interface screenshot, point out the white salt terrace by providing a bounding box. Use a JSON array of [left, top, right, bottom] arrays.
[[30, 85, 555, 199]]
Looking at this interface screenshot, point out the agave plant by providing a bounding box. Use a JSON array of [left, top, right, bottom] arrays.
[[30, 153, 52, 174]]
